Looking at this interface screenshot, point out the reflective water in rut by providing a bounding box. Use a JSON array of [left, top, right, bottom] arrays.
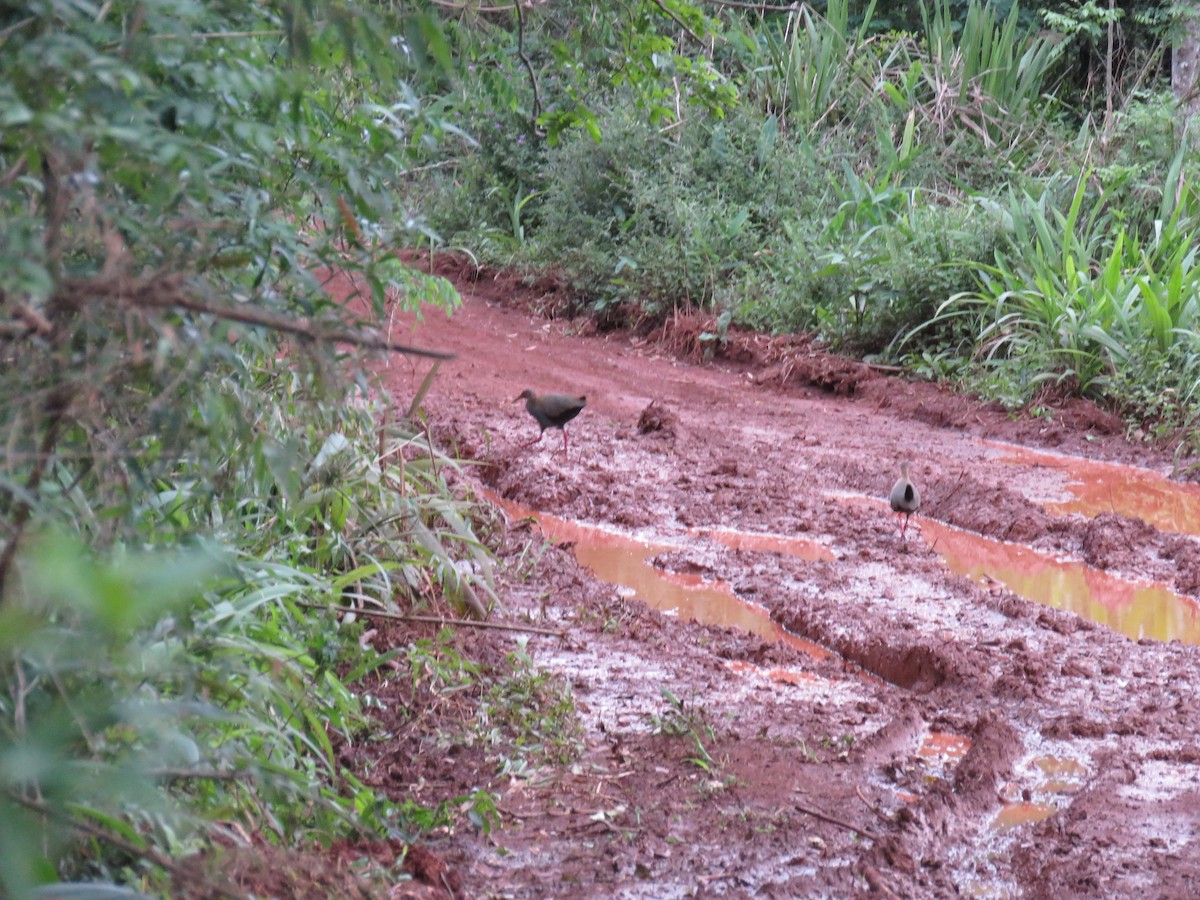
[[692, 527, 835, 563], [489, 493, 829, 658], [994, 755, 1089, 831], [992, 801, 1057, 830], [993, 442, 1200, 535], [921, 518, 1200, 645]]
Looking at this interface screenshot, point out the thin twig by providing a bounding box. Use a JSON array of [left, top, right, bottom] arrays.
[[650, 0, 704, 46], [0, 154, 27, 187], [795, 801, 879, 840], [9, 790, 180, 875], [403, 158, 463, 176], [151, 768, 255, 782], [150, 29, 285, 40], [429, 0, 515, 10], [701, 0, 803, 10], [855, 785, 894, 826], [137, 293, 454, 360], [937, 469, 968, 508], [294, 601, 565, 637], [0, 387, 70, 600], [0, 15, 35, 40], [514, 1, 542, 123]]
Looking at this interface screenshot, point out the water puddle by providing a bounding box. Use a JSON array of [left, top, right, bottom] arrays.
[[992, 801, 1057, 830], [1033, 755, 1089, 793], [691, 527, 835, 562], [725, 658, 822, 686], [487, 492, 829, 658], [906, 730, 973, 790], [992, 442, 1200, 535], [921, 518, 1200, 644], [994, 754, 1089, 831], [918, 731, 971, 768]]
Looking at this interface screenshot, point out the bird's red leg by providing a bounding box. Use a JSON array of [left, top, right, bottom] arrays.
[[522, 431, 544, 448], [561, 430, 570, 458]]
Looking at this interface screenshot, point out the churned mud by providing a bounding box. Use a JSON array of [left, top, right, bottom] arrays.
[[345, 255, 1200, 898]]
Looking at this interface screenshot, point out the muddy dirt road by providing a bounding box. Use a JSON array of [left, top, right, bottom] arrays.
[[363, 259, 1200, 898]]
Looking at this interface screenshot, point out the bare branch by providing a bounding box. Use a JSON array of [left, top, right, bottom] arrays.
[[8, 790, 180, 876], [60, 272, 455, 360], [650, 0, 703, 46], [295, 600, 565, 637], [795, 800, 879, 840], [515, 1, 542, 124]]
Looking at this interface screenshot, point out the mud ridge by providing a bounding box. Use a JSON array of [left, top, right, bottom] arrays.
[[857, 715, 1024, 896], [779, 606, 968, 693]]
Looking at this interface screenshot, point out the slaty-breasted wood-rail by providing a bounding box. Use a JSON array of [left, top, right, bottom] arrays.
[[889, 461, 921, 539], [515, 389, 586, 457]]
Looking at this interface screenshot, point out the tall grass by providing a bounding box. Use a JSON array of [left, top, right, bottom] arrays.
[[923, 172, 1200, 407], [918, 0, 1062, 146], [756, 0, 879, 136]]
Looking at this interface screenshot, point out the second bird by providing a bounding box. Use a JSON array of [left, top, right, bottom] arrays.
[[515, 389, 586, 458], [889, 461, 921, 539]]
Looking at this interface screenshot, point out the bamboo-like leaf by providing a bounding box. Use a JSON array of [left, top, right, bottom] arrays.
[[407, 360, 441, 421]]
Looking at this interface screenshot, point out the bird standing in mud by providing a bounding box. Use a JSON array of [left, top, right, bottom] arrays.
[[889, 461, 921, 539], [515, 389, 586, 458]]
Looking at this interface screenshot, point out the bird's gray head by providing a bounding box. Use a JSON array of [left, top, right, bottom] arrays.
[[514, 389, 535, 403]]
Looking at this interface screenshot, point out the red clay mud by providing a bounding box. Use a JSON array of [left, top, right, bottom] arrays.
[[342, 255, 1200, 897]]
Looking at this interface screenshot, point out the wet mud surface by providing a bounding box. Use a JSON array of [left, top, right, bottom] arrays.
[[354, 258, 1200, 897]]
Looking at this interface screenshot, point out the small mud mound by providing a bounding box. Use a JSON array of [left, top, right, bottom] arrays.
[[865, 380, 1005, 431], [764, 351, 880, 396], [1080, 513, 1159, 571], [401, 843, 463, 898], [492, 462, 601, 512], [660, 313, 881, 396], [927, 472, 1050, 543], [1042, 395, 1125, 435], [858, 375, 1129, 459], [398, 248, 577, 319], [637, 400, 677, 436], [172, 836, 408, 899], [1163, 535, 1200, 596], [943, 715, 1022, 812], [657, 311, 807, 365]]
